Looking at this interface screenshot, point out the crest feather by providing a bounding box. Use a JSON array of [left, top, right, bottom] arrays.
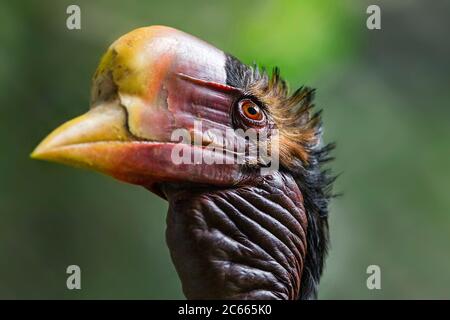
[[247, 68, 322, 167]]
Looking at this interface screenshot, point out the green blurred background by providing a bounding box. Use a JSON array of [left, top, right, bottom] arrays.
[[1, 0, 449, 299]]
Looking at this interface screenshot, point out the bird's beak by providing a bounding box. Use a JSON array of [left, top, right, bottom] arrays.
[[31, 102, 162, 185], [31, 26, 243, 196]]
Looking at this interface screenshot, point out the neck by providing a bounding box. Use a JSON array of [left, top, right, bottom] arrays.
[[162, 172, 308, 299]]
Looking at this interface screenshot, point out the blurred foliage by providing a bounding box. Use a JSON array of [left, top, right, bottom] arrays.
[[0, 0, 449, 299]]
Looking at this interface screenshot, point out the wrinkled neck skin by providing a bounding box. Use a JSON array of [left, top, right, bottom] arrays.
[[162, 172, 308, 300]]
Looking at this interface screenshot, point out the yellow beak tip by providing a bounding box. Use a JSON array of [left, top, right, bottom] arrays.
[[30, 146, 50, 161], [30, 103, 130, 166], [30, 150, 42, 160]]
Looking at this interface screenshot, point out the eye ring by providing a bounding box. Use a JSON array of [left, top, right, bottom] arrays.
[[237, 98, 266, 126]]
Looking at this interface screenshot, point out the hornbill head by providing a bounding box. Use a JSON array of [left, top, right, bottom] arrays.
[[32, 26, 334, 300]]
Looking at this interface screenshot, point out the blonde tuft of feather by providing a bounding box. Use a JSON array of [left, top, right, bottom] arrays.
[[248, 68, 322, 167]]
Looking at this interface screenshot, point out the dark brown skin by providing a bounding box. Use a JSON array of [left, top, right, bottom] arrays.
[[163, 172, 307, 299]]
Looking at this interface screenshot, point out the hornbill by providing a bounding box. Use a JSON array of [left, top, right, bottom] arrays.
[[31, 26, 334, 300]]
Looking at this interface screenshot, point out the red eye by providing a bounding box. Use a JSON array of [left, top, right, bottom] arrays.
[[239, 99, 265, 125]]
